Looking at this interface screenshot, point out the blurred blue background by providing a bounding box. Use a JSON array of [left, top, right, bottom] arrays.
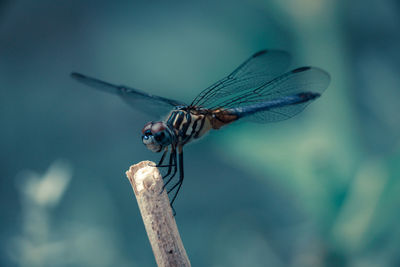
[[1, 0, 400, 266]]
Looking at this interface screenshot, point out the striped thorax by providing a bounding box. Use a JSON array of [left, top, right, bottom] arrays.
[[166, 108, 211, 145], [165, 107, 239, 146]]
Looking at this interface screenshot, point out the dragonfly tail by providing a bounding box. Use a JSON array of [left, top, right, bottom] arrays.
[[229, 92, 320, 119]]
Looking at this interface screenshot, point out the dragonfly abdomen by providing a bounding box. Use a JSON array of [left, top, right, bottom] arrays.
[[230, 92, 320, 119]]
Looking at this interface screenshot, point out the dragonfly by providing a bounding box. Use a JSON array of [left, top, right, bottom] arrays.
[[71, 49, 330, 213]]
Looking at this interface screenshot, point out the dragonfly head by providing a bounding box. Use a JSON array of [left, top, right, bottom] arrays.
[[141, 121, 173, 152]]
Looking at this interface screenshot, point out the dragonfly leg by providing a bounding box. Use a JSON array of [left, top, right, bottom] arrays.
[[156, 147, 169, 167], [167, 146, 184, 211], [159, 147, 177, 195], [162, 149, 177, 187], [162, 147, 175, 180]]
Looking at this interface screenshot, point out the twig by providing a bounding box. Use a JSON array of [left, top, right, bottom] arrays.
[[125, 161, 191, 267]]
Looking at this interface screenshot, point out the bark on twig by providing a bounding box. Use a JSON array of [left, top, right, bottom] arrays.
[[125, 161, 191, 267]]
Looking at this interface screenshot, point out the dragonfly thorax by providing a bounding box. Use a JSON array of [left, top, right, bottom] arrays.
[[141, 121, 174, 152]]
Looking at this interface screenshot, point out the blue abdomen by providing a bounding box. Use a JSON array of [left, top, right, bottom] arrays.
[[230, 92, 320, 118]]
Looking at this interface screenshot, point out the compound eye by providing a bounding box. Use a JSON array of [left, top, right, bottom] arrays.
[[151, 122, 166, 134], [154, 132, 165, 142], [142, 121, 154, 135]]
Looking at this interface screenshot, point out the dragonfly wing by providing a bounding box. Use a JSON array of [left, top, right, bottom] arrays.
[[217, 67, 331, 123], [71, 73, 186, 117], [191, 50, 291, 107]]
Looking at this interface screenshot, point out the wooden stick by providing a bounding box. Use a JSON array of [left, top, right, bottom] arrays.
[[125, 161, 191, 267]]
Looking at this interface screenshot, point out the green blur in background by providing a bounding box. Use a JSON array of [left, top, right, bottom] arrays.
[[1, 0, 400, 266]]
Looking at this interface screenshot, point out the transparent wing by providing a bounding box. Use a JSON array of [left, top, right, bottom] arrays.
[[191, 50, 291, 107], [215, 67, 331, 123], [71, 73, 186, 117]]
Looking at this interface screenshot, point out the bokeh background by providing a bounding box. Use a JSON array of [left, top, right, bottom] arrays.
[[1, 0, 400, 266]]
